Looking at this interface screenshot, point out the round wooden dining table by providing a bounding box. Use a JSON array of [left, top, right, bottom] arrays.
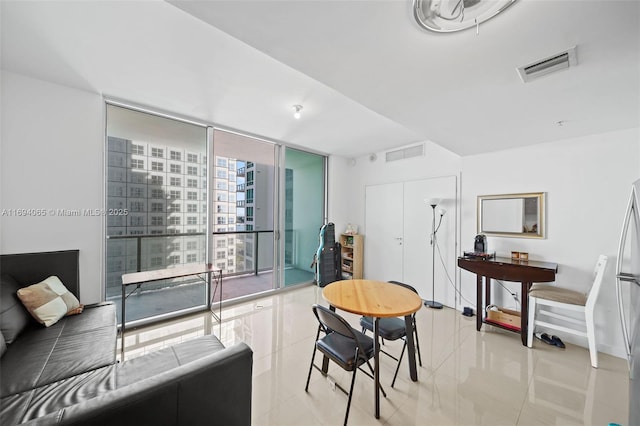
[[322, 279, 423, 419]]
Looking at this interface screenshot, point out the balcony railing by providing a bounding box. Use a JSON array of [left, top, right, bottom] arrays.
[[106, 229, 309, 324], [106, 229, 276, 296]]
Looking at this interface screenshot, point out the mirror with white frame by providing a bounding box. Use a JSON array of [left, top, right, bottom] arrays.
[[477, 192, 545, 238]]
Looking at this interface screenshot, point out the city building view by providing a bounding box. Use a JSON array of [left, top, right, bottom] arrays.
[[103, 104, 321, 325], [105, 135, 274, 323]]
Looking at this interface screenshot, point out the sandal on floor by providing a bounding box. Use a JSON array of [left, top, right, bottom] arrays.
[[551, 335, 565, 349], [535, 332, 554, 346]]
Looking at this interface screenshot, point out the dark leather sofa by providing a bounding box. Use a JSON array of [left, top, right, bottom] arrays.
[[0, 250, 253, 425]]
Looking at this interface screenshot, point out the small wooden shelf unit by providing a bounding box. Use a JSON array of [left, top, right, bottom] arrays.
[[339, 233, 363, 279]]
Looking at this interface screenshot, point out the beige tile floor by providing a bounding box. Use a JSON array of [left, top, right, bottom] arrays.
[[121, 284, 630, 426]]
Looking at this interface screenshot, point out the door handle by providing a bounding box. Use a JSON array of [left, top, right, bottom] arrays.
[[617, 273, 639, 285], [616, 186, 637, 367]]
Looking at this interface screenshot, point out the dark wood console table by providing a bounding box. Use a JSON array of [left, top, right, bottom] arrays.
[[458, 256, 558, 345]]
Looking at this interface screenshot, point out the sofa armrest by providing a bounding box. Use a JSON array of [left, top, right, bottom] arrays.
[[24, 342, 253, 426]]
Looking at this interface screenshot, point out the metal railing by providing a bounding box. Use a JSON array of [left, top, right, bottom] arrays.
[[106, 230, 274, 277], [106, 228, 305, 324], [211, 230, 275, 277]]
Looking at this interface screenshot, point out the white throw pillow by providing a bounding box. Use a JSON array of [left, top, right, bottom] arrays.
[[17, 276, 81, 327]]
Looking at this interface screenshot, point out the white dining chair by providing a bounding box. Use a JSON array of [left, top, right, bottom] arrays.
[[527, 255, 608, 368]]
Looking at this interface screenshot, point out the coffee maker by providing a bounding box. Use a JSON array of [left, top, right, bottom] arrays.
[[474, 234, 487, 253]]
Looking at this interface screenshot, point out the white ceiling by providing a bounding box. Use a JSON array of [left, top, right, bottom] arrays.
[[2, 1, 639, 157]]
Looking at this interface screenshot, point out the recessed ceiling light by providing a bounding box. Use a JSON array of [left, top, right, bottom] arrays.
[[292, 105, 303, 119]]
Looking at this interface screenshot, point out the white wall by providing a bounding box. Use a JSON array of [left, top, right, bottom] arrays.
[[459, 128, 639, 358], [0, 71, 104, 303], [335, 141, 463, 302], [3, 69, 638, 359], [345, 141, 463, 232], [326, 155, 352, 235], [342, 128, 639, 359]]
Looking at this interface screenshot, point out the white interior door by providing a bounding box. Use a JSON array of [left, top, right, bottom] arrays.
[[364, 182, 404, 281], [403, 176, 457, 308], [365, 176, 458, 308]]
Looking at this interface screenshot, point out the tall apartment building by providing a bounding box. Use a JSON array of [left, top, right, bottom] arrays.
[[105, 135, 279, 303], [211, 156, 238, 273], [234, 161, 275, 274], [105, 136, 240, 298]]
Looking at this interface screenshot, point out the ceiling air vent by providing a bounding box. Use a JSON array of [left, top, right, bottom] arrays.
[[385, 144, 424, 162], [517, 46, 577, 83]]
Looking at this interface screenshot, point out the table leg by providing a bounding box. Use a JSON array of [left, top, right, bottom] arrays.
[[218, 271, 222, 337], [404, 315, 418, 381], [520, 282, 531, 346], [207, 270, 223, 337], [321, 353, 329, 375], [121, 284, 125, 360], [476, 275, 483, 331], [206, 270, 212, 310], [374, 317, 380, 419]]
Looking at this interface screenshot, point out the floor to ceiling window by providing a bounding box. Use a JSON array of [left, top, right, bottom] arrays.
[[105, 103, 326, 324], [105, 104, 209, 324], [212, 129, 277, 298], [283, 148, 324, 287]]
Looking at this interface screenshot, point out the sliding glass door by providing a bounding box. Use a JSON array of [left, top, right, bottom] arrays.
[[105, 104, 209, 324], [211, 134, 324, 294], [283, 148, 324, 287], [106, 103, 326, 325], [212, 129, 277, 298]]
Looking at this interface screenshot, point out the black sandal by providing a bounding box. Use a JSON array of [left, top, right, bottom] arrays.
[[551, 335, 565, 348], [535, 332, 554, 345]]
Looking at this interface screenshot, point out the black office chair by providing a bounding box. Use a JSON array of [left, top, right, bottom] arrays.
[[360, 280, 423, 387], [305, 304, 385, 426]]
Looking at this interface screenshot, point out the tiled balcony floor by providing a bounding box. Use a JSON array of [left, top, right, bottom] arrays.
[[109, 267, 314, 323]]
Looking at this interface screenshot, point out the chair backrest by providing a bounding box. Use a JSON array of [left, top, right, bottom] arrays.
[[388, 280, 419, 295], [312, 304, 374, 362], [312, 304, 357, 339], [388, 281, 421, 320], [585, 255, 608, 310]]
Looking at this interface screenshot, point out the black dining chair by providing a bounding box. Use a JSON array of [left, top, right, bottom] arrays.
[[305, 304, 385, 426], [360, 280, 423, 387]]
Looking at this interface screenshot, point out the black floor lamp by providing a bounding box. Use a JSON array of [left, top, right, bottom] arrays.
[[425, 198, 445, 309]]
